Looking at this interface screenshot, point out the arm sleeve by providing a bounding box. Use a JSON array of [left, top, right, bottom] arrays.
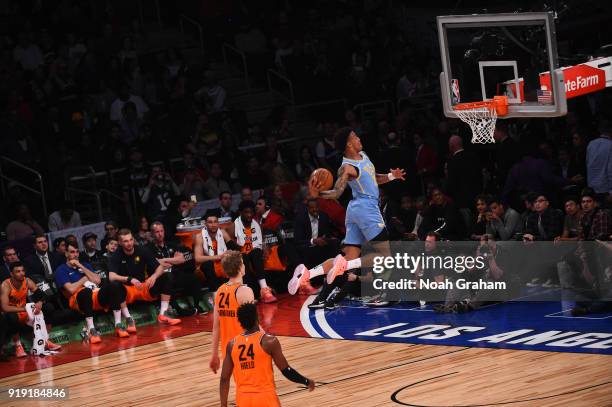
[[281, 366, 309, 386]]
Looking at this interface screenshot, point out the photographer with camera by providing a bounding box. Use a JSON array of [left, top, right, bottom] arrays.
[[142, 166, 180, 222], [437, 234, 507, 313]]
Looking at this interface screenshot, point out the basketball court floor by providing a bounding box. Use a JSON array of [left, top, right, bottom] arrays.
[[1, 291, 610, 406]]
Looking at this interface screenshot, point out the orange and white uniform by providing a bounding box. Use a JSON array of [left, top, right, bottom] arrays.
[[231, 330, 280, 407], [215, 282, 244, 358], [3, 279, 29, 324]]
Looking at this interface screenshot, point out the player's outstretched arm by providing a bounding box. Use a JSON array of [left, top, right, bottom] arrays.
[[376, 168, 406, 185], [210, 304, 221, 373], [219, 341, 234, 407], [314, 164, 355, 200], [263, 334, 315, 391]]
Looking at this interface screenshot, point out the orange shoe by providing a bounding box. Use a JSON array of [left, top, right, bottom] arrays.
[[260, 286, 277, 303], [14, 343, 27, 358], [298, 280, 319, 295], [326, 255, 348, 284], [45, 340, 62, 351], [88, 328, 102, 344], [115, 324, 130, 338], [125, 317, 137, 334], [158, 313, 181, 326]]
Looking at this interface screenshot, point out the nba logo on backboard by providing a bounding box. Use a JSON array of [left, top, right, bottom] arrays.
[[451, 79, 460, 104]]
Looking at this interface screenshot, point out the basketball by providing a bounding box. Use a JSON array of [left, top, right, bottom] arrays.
[[310, 168, 334, 191]]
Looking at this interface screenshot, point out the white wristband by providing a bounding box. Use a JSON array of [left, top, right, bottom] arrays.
[[387, 172, 396, 181]]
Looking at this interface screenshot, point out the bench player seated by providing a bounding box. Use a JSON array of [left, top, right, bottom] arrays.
[[108, 229, 180, 326], [0, 262, 61, 357], [220, 302, 315, 407], [55, 242, 133, 343]]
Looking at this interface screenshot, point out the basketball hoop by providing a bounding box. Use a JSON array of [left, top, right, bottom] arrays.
[[453, 96, 508, 144]]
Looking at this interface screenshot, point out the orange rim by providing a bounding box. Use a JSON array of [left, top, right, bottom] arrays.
[[453, 95, 508, 115]]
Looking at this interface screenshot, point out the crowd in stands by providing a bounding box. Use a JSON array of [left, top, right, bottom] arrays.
[[0, 1, 611, 361]]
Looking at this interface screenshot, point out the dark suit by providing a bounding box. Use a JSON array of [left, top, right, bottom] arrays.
[[24, 251, 64, 281], [447, 149, 482, 209], [294, 210, 339, 268]]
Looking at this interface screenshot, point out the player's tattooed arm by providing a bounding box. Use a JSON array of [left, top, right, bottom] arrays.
[[376, 168, 406, 184], [319, 165, 353, 200]]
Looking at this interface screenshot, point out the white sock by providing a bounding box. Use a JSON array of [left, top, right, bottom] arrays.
[[85, 317, 95, 331], [113, 310, 122, 325], [310, 265, 325, 278], [258, 279, 268, 289], [347, 258, 361, 270], [160, 300, 169, 315], [121, 307, 132, 319]]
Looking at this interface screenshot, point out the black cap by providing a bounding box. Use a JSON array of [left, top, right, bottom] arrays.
[[82, 232, 97, 243]]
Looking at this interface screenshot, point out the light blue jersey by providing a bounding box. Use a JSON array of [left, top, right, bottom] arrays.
[[341, 152, 386, 245], [342, 152, 379, 200]]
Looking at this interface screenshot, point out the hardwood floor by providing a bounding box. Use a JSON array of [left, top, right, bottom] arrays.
[[0, 332, 610, 407]]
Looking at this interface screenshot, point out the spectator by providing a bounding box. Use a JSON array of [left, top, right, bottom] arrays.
[[242, 157, 268, 191], [233, 200, 276, 303], [418, 188, 464, 240], [135, 216, 153, 246], [586, 119, 612, 203], [208, 191, 238, 220], [295, 146, 320, 181], [315, 121, 341, 171], [110, 83, 149, 122], [179, 167, 206, 202], [555, 197, 582, 241], [147, 222, 204, 315], [414, 133, 438, 182], [398, 196, 417, 236], [141, 167, 180, 221], [578, 189, 611, 241], [203, 162, 231, 200], [118, 101, 143, 145], [503, 147, 568, 209], [270, 184, 291, 218], [485, 197, 523, 241], [100, 221, 119, 252], [13, 33, 44, 71], [447, 135, 483, 229], [1, 246, 19, 282], [255, 196, 284, 232], [380, 189, 405, 240], [524, 194, 564, 242], [241, 187, 254, 203], [65, 235, 79, 250], [556, 146, 584, 187], [24, 235, 63, 281], [5, 204, 45, 241], [79, 232, 104, 268], [294, 198, 339, 269], [195, 71, 227, 114], [53, 238, 67, 256], [48, 201, 82, 232], [470, 195, 490, 241], [164, 196, 195, 237]]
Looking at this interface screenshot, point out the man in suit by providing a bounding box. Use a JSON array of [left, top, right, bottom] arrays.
[[294, 198, 340, 267], [447, 135, 483, 230], [24, 234, 64, 281]]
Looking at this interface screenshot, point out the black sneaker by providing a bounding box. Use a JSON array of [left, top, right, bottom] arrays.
[[195, 305, 207, 315], [308, 299, 326, 309], [324, 301, 337, 310], [175, 306, 198, 316]]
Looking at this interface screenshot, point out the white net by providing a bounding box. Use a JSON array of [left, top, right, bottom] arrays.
[[454, 106, 497, 144]]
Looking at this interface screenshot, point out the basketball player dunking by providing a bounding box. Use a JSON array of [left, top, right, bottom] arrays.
[[288, 127, 406, 307], [220, 302, 315, 407], [209, 251, 255, 374]]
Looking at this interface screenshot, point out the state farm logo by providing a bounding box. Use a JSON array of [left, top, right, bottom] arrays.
[[565, 74, 599, 93]]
